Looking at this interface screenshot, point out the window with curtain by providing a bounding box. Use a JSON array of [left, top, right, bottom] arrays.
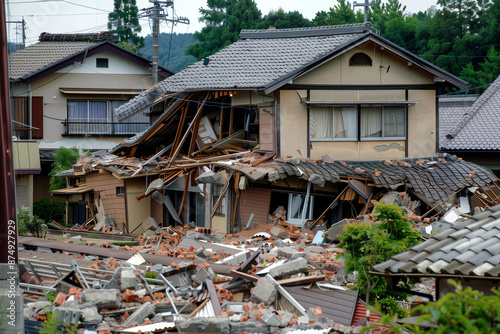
[[310, 107, 357, 140], [361, 106, 405, 139], [310, 105, 405, 141], [67, 100, 149, 135]]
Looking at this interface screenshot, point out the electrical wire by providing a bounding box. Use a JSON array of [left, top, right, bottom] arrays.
[[59, 0, 110, 13]]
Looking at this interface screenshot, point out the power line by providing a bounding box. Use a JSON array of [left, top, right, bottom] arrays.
[[59, 0, 110, 13]]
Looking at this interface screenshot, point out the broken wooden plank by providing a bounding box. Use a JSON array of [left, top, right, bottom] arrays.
[[230, 270, 258, 282], [205, 279, 221, 316], [169, 106, 188, 160], [189, 298, 210, 318], [211, 170, 235, 218], [276, 275, 326, 286], [251, 153, 276, 167]]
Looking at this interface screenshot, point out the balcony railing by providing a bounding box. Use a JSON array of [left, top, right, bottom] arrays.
[[62, 120, 149, 137]]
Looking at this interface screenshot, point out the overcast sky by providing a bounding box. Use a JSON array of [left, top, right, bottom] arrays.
[[6, 0, 438, 46]]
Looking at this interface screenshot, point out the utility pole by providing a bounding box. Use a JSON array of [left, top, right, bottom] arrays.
[[6, 18, 26, 50], [353, 0, 371, 22], [139, 0, 189, 85]]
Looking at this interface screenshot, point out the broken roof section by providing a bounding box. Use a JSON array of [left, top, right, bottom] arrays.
[[371, 203, 500, 278], [441, 75, 500, 151], [69, 149, 496, 206], [115, 22, 467, 121]]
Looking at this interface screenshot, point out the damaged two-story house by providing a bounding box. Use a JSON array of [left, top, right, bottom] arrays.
[[55, 23, 498, 234]]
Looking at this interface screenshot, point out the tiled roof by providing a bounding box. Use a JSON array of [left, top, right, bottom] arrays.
[[372, 204, 500, 278], [217, 155, 496, 204], [8, 41, 98, 80], [438, 95, 478, 146], [440, 76, 500, 151], [114, 24, 372, 121]]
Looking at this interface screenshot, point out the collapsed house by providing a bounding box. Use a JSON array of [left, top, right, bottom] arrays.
[[52, 23, 499, 234]]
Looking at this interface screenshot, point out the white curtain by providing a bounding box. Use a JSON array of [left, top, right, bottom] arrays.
[[384, 106, 405, 137], [334, 107, 357, 138], [310, 108, 333, 138], [289, 194, 304, 219], [361, 107, 382, 138]]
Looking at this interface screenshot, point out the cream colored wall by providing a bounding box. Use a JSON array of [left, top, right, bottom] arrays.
[[125, 178, 151, 234], [279, 90, 309, 158], [212, 215, 227, 234], [279, 41, 438, 159], [309, 141, 406, 160], [294, 41, 435, 86], [13, 52, 155, 150], [407, 90, 437, 157]]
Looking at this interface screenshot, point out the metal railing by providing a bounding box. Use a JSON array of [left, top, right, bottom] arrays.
[[62, 120, 149, 136]]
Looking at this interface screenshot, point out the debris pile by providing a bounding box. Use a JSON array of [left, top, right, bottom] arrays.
[[21, 220, 398, 333]]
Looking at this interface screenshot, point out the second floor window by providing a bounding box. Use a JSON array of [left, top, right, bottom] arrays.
[[310, 105, 406, 141], [67, 100, 149, 136]]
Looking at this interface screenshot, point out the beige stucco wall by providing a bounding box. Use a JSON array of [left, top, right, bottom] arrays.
[[407, 90, 437, 157], [279, 41, 438, 160], [125, 177, 151, 234], [279, 90, 309, 158], [294, 41, 434, 86]]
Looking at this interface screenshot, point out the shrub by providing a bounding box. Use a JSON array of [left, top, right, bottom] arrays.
[[33, 199, 66, 226], [17, 206, 47, 238]]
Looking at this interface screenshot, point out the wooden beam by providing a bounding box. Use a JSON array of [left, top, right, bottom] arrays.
[[309, 186, 348, 230], [251, 153, 275, 167], [228, 107, 234, 136], [178, 171, 190, 219], [230, 270, 258, 282], [169, 93, 209, 165], [188, 298, 210, 318], [169, 106, 188, 160], [128, 146, 138, 158], [211, 170, 235, 218], [188, 114, 202, 156], [276, 275, 326, 286], [219, 105, 224, 142]]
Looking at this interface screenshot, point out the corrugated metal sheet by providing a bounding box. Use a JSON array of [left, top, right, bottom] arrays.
[[281, 286, 359, 326], [240, 186, 271, 226]]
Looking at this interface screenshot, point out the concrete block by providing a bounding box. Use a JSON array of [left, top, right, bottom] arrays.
[[81, 289, 121, 310], [230, 319, 269, 333], [325, 218, 350, 242], [120, 268, 136, 290], [278, 310, 294, 327], [71, 235, 84, 243], [251, 276, 277, 306], [277, 246, 297, 258], [269, 258, 308, 278], [194, 267, 216, 284], [196, 170, 222, 184], [80, 304, 102, 324], [262, 310, 281, 327], [121, 302, 155, 327], [175, 317, 230, 333]]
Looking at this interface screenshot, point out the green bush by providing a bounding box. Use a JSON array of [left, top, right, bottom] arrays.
[[17, 206, 47, 238], [49, 147, 80, 192], [33, 199, 66, 226]]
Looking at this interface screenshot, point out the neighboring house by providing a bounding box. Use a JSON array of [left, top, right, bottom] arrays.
[[440, 76, 500, 176], [8, 32, 172, 210], [371, 203, 500, 298], [55, 23, 498, 233]]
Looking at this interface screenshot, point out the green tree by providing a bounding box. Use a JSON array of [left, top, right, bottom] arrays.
[[258, 9, 312, 29], [312, 0, 363, 26], [187, 0, 262, 60], [49, 147, 80, 192], [108, 0, 144, 48], [338, 202, 421, 317], [460, 46, 500, 93]]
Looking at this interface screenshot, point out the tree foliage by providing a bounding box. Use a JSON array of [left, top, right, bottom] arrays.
[[33, 199, 66, 226], [108, 0, 144, 48], [312, 0, 363, 26], [187, 0, 262, 60], [49, 147, 80, 192], [258, 9, 312, 29], [141, 33, 198, 73], [338, 202, 421, 317]]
